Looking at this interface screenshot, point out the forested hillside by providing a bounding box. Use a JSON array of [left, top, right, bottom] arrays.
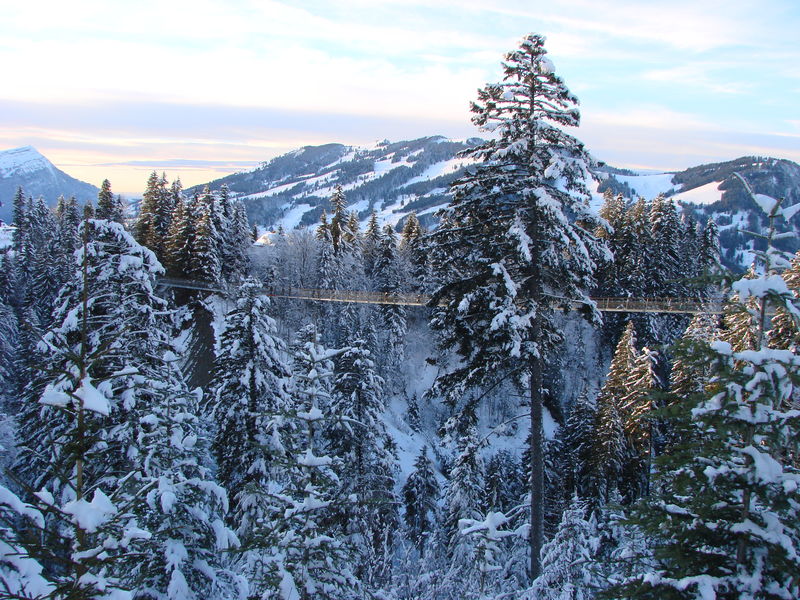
[[0, 34, 798, 600]]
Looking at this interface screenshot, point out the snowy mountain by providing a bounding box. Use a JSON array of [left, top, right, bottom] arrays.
[[0, 146, 98, 224], [193, 138, 799, 272], [187, 136, 481, 232], [597, 157, 800, 270]]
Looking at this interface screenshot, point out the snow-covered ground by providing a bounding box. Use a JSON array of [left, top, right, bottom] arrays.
[[614, 172, 676, 200], [673, 181, 723, 205], [274, 203, 314, 231], [0, 226, 14, 248]]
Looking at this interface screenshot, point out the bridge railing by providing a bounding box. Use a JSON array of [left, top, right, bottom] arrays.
[[157, 277, 726, 314]]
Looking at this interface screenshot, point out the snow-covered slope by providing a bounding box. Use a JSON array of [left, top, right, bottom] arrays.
[[0, 146, 98, 224], [188, 136, 480, 232], [197, 141, 800, 272], [597, 157, 800, 271]]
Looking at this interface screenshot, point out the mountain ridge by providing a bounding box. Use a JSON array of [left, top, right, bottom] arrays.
[[0, 146, 98, 224], [189, 136, 800, 271]]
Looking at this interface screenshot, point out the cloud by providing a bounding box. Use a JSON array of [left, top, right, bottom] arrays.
[[584, 106, 720, 132], [0, 98, 476, 194], [641, 64, 751, 95]]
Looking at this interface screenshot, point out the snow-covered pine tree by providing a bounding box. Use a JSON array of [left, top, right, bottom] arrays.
[[24, 197, 63, 328], [361, 210, 382, 283], [562, 390, 597, 502], [669, 312, 721, 399], [483, 450, 524, 515], [259, 324, 359, 600], [610, 335, 800, 599], [209, 278, 290, 524], [399, 211, 428, 293], [95, 179, 124, 223], [375, 224, 407, 377], [648, 195, 682, 298], [164, 193, 194, 279], [588, 322, 638, 505], [10, 220, 171, 599], [722, 267, 761, 353], [700, 218, 722, 284], [55, 195, 82, 274], [618, 198, 653, 302], [0, 484, 54, 599], [427, 33, 606, 580], [610, 199, 800, 599], [134, 171, 171, 262], [440, 423, 485, 591], [403, 446, 440, 552], [522, 496, 601, 600], [189, 190, 222, 284], [327, 185, 349, 255], [595, 191, 628, 298], [0, 297, 19, 406], [229, 199, 252, 282], [619, 346, 659, 501], [14, 219, 237, 600], [11, 186, 28, 257], [326, 336, 397, 587], [769, 250, 800, 351]]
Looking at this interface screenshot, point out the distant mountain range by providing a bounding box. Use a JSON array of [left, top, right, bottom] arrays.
[[191, 137, 800, 271], [0, 146, 98, 224], [186, 136, 480, 231], [3, 140, 799, 272]]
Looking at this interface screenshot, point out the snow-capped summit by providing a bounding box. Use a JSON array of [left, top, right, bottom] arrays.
[[0, 146, 55, 179], [0, 146, 98, 224]]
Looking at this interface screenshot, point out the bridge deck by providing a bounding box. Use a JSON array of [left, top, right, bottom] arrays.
[[157, 278, 724, 314]]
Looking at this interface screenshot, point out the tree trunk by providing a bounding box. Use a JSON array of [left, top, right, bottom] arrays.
[[529, 358, 544, 581]]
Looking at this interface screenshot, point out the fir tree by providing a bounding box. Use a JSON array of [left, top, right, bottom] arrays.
[[11, 186, 27, 256], [134, 171, 170, 260], [209, 278, 290, 522], [562, 390, 597, 502], [403, 446, 440, 551], [619, 346, 658, 501], [427, 33, 605, 579], [589, 322, 638, 504], [769, 250, 800, 351], [523, 496, 601, 600], [611, 214, 800, 599], [189, 193, 222, 284], [327, 336, 397, 586], [375, 224, 407, 376], [95, 179, 124, 223], [611, 339, 800, 600], [14, 220, 238, 599], [260, 324, 360, 600], [164, 194, 194, 279]]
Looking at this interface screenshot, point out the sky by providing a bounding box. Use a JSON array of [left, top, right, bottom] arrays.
[[1, 0, 799, 195]]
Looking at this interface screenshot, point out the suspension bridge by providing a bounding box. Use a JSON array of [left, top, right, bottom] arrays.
[[157, 277, 724, 315]]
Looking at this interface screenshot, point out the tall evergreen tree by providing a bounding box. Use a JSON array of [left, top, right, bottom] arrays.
[[134, 172, 171, 262], [327, 336, 397, 587], [189, 193, 222, 284], [589, 322, 638, 504], [523, 496, 601, 600], [427, 33, 605, 579], [209, 278, 291, 522], [375, 224, 407, 376], [14, 220, 237, 599], [403, 447, 440, 552], [95, 179, 124, 223]]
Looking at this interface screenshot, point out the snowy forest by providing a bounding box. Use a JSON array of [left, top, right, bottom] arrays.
[[0, 33, 799, 600]]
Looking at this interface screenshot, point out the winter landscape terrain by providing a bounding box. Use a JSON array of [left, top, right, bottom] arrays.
[[0, 33, 798, 600]]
